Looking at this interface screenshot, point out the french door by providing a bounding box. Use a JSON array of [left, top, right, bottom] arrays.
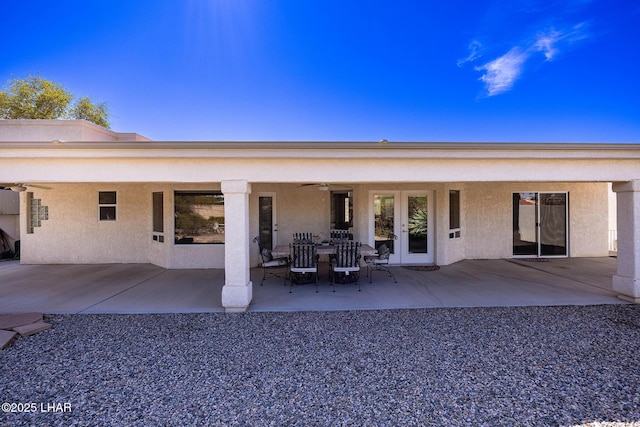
[[371, 191, 434, 264], [258, 193, 278, 250], [513, 192, 568, 257]]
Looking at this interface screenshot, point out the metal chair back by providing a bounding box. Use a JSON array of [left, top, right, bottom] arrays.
[[292, 232, 314, 244], [334, 241, 361, 268], [290, 243, 318, 269], [330, 229, 352, 242]]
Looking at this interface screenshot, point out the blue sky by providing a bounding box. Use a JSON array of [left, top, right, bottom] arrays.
[[1, 0, 639, 142]]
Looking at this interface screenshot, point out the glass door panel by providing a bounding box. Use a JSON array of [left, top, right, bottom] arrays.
[[539, 193, 567, 256], [373, 194, 396, 253], [407, 195, 428, 254], [401, 191, 433, 264], [258, 195, 275, 250], [513, 193, 538, 256]]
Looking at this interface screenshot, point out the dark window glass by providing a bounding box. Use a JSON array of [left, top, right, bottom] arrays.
[[99, 191, 117, 205], [99, 206, 116, 221], [449, 190, 460, 231], [153, 192, 164, 233]]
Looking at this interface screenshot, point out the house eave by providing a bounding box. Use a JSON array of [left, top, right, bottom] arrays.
[[2, 140, 640, 160]]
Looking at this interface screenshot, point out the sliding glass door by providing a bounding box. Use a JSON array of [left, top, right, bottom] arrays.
[[513, 192, 568, 257]]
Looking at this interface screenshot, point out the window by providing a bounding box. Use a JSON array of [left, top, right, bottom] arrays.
[[174, 192, 224, 244], [449, 190, 461, 239], [330, 191, 353, 230], [152, 192, 164, 242], [99, 191, 117, 221]]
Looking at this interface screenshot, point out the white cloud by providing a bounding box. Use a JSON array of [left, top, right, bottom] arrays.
[[475, 47, 528, 96], [457, 40, 484, 67], [472, 22, 590, 96], [534, 29, 562, 60]]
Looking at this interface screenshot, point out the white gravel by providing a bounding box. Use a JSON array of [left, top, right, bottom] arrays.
[[1, 305, 640, 426]]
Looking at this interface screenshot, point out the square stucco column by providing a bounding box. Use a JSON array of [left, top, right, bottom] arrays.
[[612, 180, 640, 303], [221, 180, 252, 312]]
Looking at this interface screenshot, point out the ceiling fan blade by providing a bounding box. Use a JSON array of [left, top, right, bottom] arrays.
[[0, 183, 52, 191]]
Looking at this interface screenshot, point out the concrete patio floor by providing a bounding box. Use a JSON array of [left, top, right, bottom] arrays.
[[0, 257, 624, 314]]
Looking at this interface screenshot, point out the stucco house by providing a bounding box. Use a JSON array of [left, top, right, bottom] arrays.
[[1, 119, 639, 312]]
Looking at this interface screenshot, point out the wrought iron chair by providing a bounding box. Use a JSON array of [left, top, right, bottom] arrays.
[[253, 236, 289, 286], [364, 233, 397, 284], [292, 232, 314, 244], [330, 241, 362, 291], [330, 229, 352, 242], [289, 243, 319, 292]]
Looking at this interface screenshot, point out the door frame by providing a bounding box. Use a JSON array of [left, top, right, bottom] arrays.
[[369, 190, 435, 265], [512, 191, 569, 258]]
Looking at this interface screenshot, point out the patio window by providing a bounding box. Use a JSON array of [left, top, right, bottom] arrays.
[[174, 191, 225, 244], [449, 190, 461, 239], [331, 191, 353, 230], [98, 191, 117, 221], [152, 192, 164, 242]]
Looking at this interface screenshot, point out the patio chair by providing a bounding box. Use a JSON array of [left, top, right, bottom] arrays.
[[293, 232, 314, 244], [253, 236, 289, 286], [289, 243, 319, 292], [330, 229, 352, 242], [330, 241, 362, 291], [364, 240, 397, 284]]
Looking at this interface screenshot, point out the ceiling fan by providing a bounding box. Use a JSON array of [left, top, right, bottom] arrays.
[[297, 183, 351, 192], [0, 183, 52, 192]]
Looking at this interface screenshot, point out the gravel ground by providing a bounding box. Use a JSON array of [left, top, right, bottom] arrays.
[[2, 305, 640, 426]]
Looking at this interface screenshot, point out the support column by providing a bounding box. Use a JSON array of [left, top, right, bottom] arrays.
[[612, 180, 640, 302], [221, 180, 252, 312]]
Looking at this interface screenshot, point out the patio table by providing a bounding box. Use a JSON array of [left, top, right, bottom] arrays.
[[271, 243, 377, 258]]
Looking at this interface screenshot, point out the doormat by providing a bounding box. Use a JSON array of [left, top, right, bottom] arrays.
[[403, 265, 440, 271], [520, 258, 550, 262]]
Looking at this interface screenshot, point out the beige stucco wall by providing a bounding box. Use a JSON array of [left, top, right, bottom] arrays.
[[20, 184, 151, 264], [18, 180, 610, 268], [249, 181, 608, 267], [463, 182, 609, 259], [0, 120, 149, 142], [19, 183, 226, 268]]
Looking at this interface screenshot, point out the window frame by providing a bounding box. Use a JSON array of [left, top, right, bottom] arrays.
[[152, 192, 164, 242], [98, 191, 117, 221], [448, 189, 461, 239], [174, 191, 225, 245]]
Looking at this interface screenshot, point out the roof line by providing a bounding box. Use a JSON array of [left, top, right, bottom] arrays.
[[2, 141, 640, 150]]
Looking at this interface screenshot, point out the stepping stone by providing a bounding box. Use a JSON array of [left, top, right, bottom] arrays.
[[13, 321, 51, 337], [0, 329, 17, 349], [0, 312, 43, 330]]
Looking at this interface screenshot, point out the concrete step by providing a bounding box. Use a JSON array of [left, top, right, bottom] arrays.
[[0, 312, 43, 330], [13, 321, 52, 337], [0, 329, 18, 349]]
